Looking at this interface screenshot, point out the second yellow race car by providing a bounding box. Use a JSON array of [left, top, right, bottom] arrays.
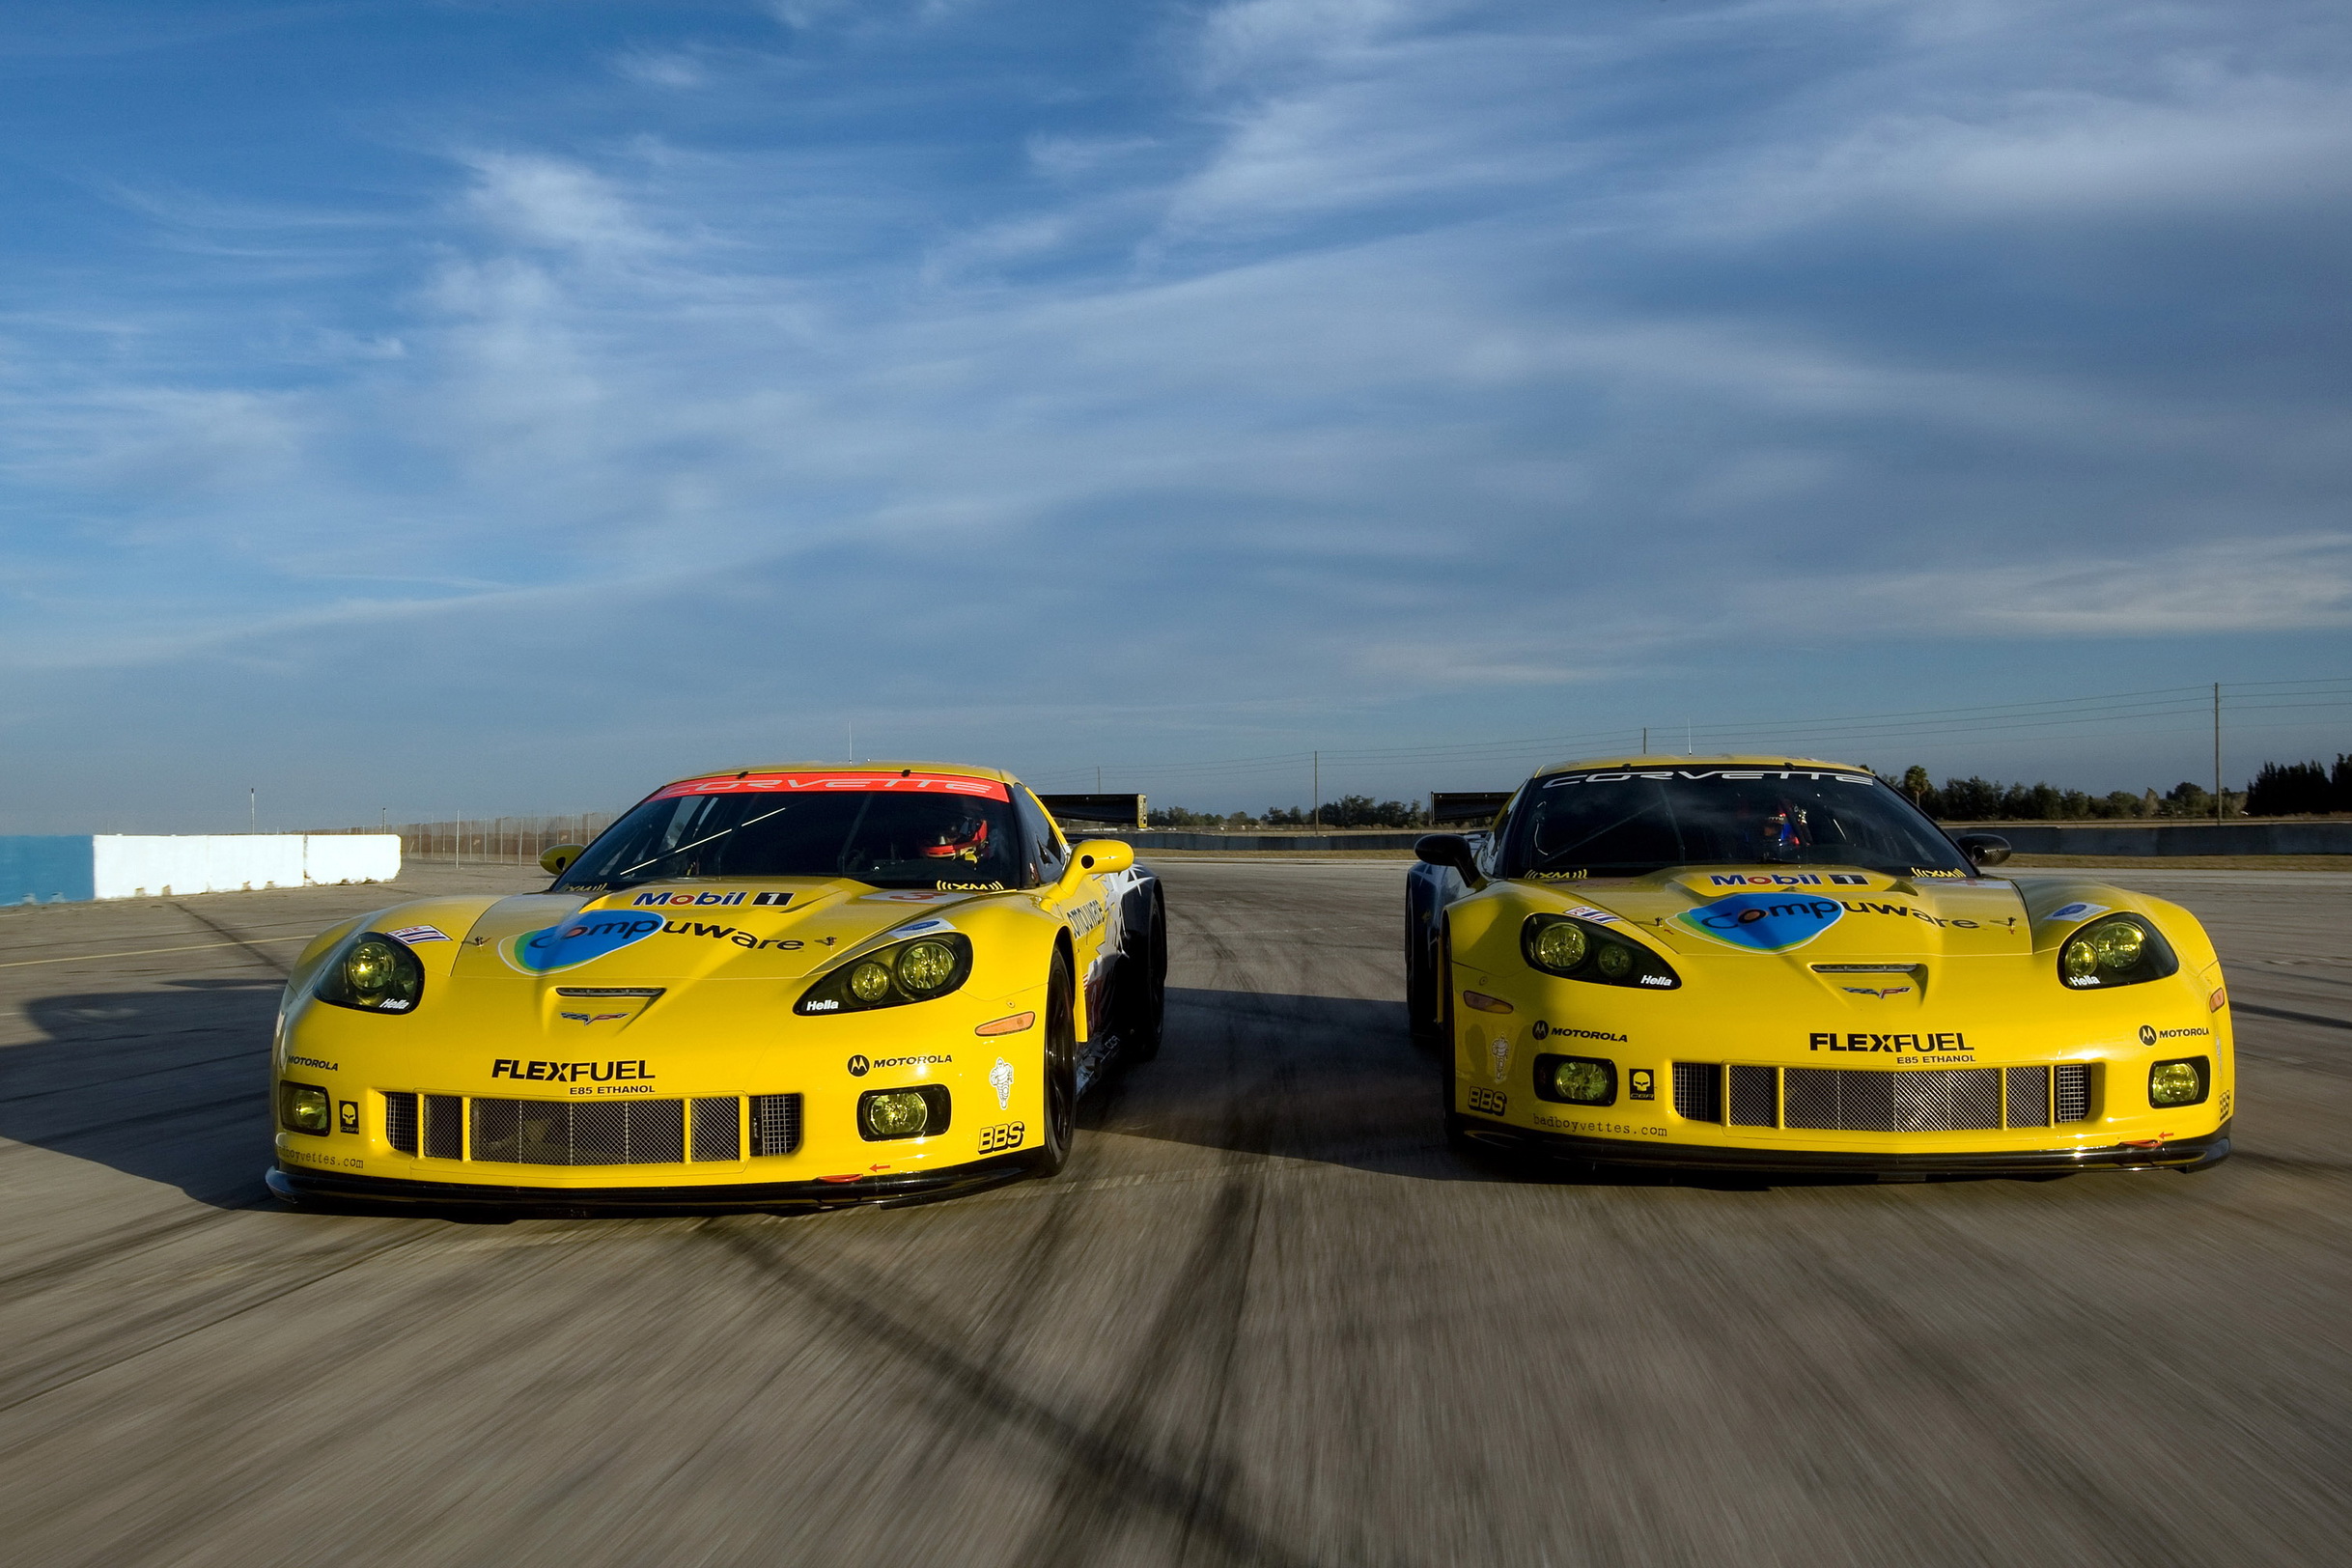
[[266, 763, 1164, 1212], [1406, 755, 2231, 1176]]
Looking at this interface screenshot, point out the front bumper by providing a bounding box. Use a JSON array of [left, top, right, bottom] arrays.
[[266, 1154, 1035, 1215], [1457, 1115, 2233, 1176]]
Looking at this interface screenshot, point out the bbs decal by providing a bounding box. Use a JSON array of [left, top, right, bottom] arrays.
[[1467, 1086, 1507, 1116], [979, 1122, 1026, 1153]]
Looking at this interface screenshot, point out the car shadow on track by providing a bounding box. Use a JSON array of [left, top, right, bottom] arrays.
[[3, 978, 283, 1210], [1083, 986, 1903, 1191]]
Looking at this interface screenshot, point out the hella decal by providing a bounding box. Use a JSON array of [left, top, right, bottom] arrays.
[[1678, 892, 1844, 953]]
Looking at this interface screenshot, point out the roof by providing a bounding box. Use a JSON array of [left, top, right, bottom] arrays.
[[662, 760, 1017, 789], [1534, 754, 1869, 777]]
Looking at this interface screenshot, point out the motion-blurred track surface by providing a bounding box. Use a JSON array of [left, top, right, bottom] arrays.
[[1, 862, 2347, 1567]]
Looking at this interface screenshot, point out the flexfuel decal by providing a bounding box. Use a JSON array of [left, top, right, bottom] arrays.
[[1678, 892, 1845, 952]]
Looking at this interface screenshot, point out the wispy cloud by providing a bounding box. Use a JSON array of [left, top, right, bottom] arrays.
[[0, 0, 2346, 826]]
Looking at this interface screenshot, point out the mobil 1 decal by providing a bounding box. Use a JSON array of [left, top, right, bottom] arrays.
[[1676, 891, 1843, 953]]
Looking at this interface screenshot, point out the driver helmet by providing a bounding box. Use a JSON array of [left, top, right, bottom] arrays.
[[921, 807, 992, 861]]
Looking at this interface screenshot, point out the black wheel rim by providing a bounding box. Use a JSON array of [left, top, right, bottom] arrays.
[[1047, 962, 1076, 1157]]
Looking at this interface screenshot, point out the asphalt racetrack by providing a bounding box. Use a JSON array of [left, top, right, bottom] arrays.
[[2, 860, 2347, 1567]]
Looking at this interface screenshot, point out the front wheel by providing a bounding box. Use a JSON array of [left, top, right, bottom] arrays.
[[1031, 948, 1078, 1176]]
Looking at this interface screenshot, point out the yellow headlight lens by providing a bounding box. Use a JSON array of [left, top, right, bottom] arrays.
[[2061, 939, 2100, 979], [848, 961, 893, 1002], [864, 1090, 930, 1137], [1532, 921, 1587, 970], [345, 938, 397, 999], [2092, 922, 2144, 969], [896, 939, 957, 994], [281, 1084, 331, 1134], [1595, 943, 1632, 979], [1551, 1059, 1612, 1103], [2149, 1060, 2202, 1106]]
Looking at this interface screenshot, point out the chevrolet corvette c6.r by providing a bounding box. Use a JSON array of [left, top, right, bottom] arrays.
[[266, 764, 1164, 1211], [1405, 756, 2231, 1176]]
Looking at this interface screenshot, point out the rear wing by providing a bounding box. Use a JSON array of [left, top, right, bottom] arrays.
[[1427, 791, 1512, 827], [1037, 794, 1148, 832]]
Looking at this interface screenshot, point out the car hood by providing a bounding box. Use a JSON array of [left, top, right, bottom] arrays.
[[1537, 867, 2032, 961], [448, 880, 986, 983]]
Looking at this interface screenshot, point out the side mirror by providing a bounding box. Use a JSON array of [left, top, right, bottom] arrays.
[[1052, 838, 1134, 896], [1414, 833, 1485, 887], [1955, 833, 2011, 868], [540, 844, 586, 876]]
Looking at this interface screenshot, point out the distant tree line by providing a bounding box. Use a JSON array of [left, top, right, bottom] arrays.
[[1147, 752, 2352, 829], [1149, 796, 1424, 829], [2243, 756, 2352, 815]]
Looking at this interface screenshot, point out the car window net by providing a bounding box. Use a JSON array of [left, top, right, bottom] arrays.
[[557, 792, 1023, 890], [1508, 771, 1968, 878]]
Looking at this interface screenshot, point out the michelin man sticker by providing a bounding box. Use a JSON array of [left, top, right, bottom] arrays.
[[990, 1056, 1016, 1109], [1490, 1030, 1511, 1085]]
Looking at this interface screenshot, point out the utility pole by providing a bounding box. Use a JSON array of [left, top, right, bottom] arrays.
[[1641, 727, 1648, 755], [1313, 751, 1320, 828], [1096, 766, 1103, 792], [249, 789, 256, 835], [848, 720, 854, 763], [2213, 683, 2224, 824]]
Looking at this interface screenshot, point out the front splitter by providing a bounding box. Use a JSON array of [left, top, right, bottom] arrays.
[[266, 1156, 1036, 1216], [1461, 1118, 2232, 1176]]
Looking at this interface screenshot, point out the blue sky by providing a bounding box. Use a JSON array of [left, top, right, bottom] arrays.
[[3, 0, 2348, 830]]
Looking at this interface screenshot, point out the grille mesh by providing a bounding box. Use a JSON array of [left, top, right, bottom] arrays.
[[1729, 1065, 1778, 1127], [383, 1091, 418, 1155], [2005, 1066, 2051, 1128], [2055, 1065, 2092, 1124], [1784, 1067, 2002, 1132], [423, 1094, 464, 1159], [750, 1093, 803, 1157], [1672, 1063, 1723, 1123], [691, 1097, 742, 1162], [469, 1098, 686, 1166]]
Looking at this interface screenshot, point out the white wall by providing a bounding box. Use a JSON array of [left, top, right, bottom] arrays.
[[90, 835, 401, 899]]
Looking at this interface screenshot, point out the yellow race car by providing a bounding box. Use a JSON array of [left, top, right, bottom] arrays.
[[1406, 756, 2231, 1176], [266, 764, 1164, 1212]]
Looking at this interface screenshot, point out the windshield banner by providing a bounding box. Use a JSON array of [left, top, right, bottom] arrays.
[[653, 771, 1010, 801]]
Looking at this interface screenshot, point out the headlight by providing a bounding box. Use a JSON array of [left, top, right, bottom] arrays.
[[2057, 915, 2177, 991], [1533, 1054, 1617, 1106], [798, 934, 974, 1015], [2148, 1057, 2210, 1107], [858, 1085, 951, 1140], [279, 1082, 331, 1134], [316, 932, 426, 1013], [1521, 914, 1680, 991]]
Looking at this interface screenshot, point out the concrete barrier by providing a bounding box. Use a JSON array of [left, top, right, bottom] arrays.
[[1974, 822, 2352, 855], [0, 835, 402, 904]]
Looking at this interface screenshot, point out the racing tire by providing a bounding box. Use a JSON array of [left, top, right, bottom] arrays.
[[1122, 885, 1167, 1064], [1406, 871, 1443, 1045], [1032, 948, 1079, 1177], [1434, 923, 1471, 1151]]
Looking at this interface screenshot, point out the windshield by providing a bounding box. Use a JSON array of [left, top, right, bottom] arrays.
[[1500, 767, 1970, 880], [554, 772, 1026, 892]]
